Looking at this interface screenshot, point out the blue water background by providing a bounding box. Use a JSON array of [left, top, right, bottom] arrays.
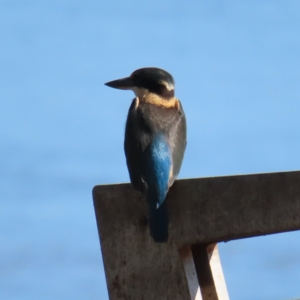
[[1, 1, 300, 299]]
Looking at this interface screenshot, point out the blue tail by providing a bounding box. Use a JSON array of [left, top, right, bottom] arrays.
[[147, 191, 169, 243]]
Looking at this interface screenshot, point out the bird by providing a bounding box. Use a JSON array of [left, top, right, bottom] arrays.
[[105, 67, 187, 242]]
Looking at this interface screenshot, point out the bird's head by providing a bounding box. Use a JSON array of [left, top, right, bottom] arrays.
[[105, 67, 175, 99]]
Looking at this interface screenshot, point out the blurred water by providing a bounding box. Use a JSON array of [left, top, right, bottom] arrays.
[[1, 1, 300, 299]]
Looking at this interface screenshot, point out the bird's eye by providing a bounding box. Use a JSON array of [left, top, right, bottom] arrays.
[[131, 73, 140, 83], [132, 74, 138, 80]]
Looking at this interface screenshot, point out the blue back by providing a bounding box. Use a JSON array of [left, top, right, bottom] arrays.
[[141, 133, 171, 242], [142, 133, 172, 207]]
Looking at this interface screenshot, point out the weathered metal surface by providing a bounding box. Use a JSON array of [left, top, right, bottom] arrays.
[[93, 170, 300, 300], [93, 184, 190, 300]]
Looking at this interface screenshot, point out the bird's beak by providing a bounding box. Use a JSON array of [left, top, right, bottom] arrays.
[[105, 77, 134, 90]]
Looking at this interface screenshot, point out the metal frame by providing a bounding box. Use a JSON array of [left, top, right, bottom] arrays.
[[93, 171, 300, 300]]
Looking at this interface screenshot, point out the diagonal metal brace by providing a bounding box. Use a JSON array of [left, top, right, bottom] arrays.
[[180, 243, 229, 300]]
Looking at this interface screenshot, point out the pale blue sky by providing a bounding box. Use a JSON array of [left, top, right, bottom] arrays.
[[1, 1, 300, 299]]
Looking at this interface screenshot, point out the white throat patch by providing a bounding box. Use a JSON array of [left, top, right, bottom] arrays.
[[132, 87, 150, 98]]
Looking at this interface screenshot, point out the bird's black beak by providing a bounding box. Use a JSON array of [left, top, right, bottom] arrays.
[[105, 77, 134, 90]]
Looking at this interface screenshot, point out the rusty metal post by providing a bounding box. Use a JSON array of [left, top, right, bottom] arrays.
[[93, 170, 300, 300]]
